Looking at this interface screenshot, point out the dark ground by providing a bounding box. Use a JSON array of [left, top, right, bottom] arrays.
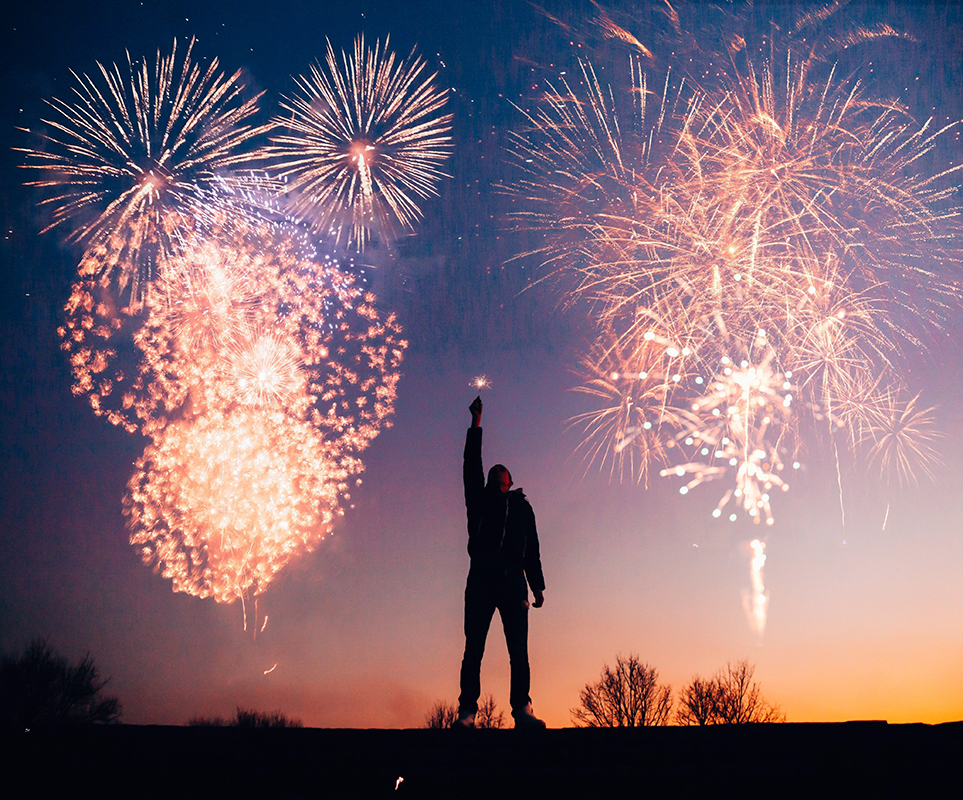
[[4, 721, 960, 797]]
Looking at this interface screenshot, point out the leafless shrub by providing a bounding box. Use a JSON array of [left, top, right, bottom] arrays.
[[424, 694, 504, 728], [423, 699, 458, 729], [188, 707, 302, 728]]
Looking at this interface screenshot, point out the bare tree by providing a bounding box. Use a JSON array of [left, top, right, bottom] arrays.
[[677, 660, 785, 725], [675, 675, 718, 726], [0, 639, 120, 730], [423, 694, 504, 728], [572, 654, 672, 727], [714, 661, 785, 723]]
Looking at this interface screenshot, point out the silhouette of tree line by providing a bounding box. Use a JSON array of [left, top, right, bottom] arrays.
[[188, 708, 303, 728], [573, 654, 784, 727], [2, 640, 306, 731], [423, 656, 784, 728], [3, 640, 780, 731]]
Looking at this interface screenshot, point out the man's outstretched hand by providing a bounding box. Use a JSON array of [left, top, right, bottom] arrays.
[[532, 589, 544, 608], [469, 396, 482, 428]]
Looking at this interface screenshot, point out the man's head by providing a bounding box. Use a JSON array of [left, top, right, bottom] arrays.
[[487, 464, 513, 494]]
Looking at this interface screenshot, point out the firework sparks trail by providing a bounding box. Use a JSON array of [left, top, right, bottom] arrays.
[[471, 375, 491, 391], [267, 35, 453, 249], [743, 538, 769, 635], [19, 39, 266, 301], [661, 334, 796, 525]]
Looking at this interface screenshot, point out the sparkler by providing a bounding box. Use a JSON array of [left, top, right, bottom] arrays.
[[19, 39, 265, 301], [268, 35, 453, 249]]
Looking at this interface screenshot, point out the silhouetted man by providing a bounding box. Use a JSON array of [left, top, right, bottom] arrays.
[[455, 396, 546, 729]]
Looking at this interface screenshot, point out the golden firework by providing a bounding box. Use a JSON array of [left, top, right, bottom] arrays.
[[19, 39, 265, 300], [268, 35, 453, 248]]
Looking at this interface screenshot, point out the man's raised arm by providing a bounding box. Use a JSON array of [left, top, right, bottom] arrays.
[[464, 396, 484, 532]]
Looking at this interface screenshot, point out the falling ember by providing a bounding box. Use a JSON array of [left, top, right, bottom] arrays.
[[263, 663, 278, 675], [743, 539, 769, 635]]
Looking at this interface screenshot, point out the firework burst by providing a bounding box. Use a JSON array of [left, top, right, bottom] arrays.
[[118, 220, 405, 603], [125, 406, 343, 605], [861, 388, 943, 488], [663, 335, 796, 525], [24, 36, 426, 618], [268, 35, 453, 248], [568, 326, 695, 485], [19, 38, 265, 300], [60, 217, 406, 439], [58, 212, 407, 606], [512, 36, 961, 517]]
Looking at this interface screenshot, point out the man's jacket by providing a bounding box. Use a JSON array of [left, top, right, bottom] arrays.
[[463, 427, 545, 592]]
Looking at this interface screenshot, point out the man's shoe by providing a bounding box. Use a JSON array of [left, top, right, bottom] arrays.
[[452, 711, 475, 729], [513, 703, 546, 729]]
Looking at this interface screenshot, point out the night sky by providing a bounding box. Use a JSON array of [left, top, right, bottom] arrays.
[[2, 0, 962, 729]]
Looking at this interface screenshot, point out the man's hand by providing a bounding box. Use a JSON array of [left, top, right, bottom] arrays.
[[532, 589, 544, 608], [469, 395, 482, 428]]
